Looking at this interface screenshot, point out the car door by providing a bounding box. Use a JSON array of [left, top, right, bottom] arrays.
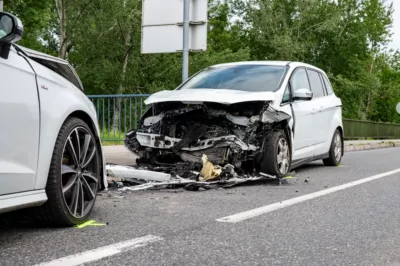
[[306, 69, 328, 149], [0, 47, 40, 195], [289, 68, 320, 161], [314, 72, 341, 154]]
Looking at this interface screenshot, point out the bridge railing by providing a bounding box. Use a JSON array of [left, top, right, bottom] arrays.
[[343, 119, 400, 139], [88, 94, 400, 143], [88, 94, 150, 144]]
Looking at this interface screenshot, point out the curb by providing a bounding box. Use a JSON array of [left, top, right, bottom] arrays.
[[344, 142, 400, 152]]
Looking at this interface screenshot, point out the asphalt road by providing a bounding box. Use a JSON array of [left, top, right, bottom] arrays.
[[1, 147, 400, 266]]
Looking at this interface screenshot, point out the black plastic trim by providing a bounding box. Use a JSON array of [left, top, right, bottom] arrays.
[[291, 152, 329, 170]]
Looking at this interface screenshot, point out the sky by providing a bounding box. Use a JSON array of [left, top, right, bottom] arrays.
[[389, 1, 400, 51]]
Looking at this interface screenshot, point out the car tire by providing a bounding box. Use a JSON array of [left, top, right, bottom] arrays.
[[259, 130, 291, 178], [35, 117, 100, 227], [323, 129, 343, 166]]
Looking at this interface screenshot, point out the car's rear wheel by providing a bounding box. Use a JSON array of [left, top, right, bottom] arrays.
[[35, 117, 100, 227], [323, 129, 343, 166], [259, 130, 291, 178]]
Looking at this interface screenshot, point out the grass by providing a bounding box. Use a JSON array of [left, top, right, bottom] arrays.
[[99, 128, 126, 146]]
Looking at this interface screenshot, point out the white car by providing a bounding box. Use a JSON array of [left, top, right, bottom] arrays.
[[125, 61, 343, 177], [0, 12, 106, 226]]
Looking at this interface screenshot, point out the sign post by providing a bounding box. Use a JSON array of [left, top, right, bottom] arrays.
[[141, 0, 208, 83], [0, 1, 3, 11], [182, 0, 190, 82]]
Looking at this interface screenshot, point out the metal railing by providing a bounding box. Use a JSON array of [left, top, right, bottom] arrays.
[[88, 94, 400, 142], [88, 94, 150, 143], [343, 119, 400, 139]]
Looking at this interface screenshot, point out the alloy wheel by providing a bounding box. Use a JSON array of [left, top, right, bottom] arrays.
[[334, 133, 342, 162], [277, 138, 290, 174], [61, 127, 98, 218]]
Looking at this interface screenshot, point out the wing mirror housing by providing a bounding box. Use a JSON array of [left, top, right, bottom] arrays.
[[293, 88, 313, 101], [0, 12, 23, 59]]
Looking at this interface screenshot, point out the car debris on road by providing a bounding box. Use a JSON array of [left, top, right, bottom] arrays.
[[106, 162, 289, 192]]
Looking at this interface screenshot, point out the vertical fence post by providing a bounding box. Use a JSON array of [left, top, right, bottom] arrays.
[[135, 97, 138, 129], [108, 98, 110, 141], [130, 97, 132, 130], [102, 98, 105, 140], [124, 97, 127, 137]]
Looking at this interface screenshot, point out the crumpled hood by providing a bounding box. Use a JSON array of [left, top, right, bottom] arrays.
[[144, 89, 276, 105]]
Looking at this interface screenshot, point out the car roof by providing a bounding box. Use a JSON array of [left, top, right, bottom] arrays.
[[211, 61, 327, 75]]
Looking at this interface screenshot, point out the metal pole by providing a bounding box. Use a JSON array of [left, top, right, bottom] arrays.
[[0, 1, 4, 11], [182, 0, 190, 82]]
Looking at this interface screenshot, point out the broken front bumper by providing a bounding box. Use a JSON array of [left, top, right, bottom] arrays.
[[134, 132, 257, 151]]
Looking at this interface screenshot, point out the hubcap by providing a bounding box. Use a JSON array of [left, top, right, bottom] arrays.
[[61, 127, 98, 219], [334, 133, 342, 162], [277, 138, 290, 174]]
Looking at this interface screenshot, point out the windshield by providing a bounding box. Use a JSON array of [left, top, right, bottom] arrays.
[[178, 65, 287, 92]]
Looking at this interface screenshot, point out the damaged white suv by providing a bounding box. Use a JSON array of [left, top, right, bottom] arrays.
[[125, 61, 343, 178], [0, 12, 106, 226]]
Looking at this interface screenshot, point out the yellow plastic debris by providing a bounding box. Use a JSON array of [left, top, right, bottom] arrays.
[[74, 220, 106, 229], [199, 154, 222, 181]]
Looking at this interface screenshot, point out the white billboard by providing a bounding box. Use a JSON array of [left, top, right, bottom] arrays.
[[141, 0, 208, 54]]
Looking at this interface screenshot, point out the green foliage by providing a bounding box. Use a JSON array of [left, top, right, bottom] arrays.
[[5, 0, 400, 123], [4, 0, 55, 53]]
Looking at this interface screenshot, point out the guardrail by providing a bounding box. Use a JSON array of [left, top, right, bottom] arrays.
[[88, 94, 400, 143], [343, 119, 400, 139]]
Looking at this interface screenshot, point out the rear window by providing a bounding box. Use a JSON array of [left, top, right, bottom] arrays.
[[322, 74, 334, 95], [178, 65, 288, 92]]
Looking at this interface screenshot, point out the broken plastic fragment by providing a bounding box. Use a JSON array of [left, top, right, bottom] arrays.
[[200, 154, 222, 181], [106, 164, 171, 182], [259, 172, 276, 179]]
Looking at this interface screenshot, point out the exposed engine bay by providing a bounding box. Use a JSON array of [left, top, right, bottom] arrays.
[[124, 100, 292, 179]]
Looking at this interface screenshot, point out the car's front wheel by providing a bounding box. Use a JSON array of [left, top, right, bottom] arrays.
[[36, 117, 100, 226], [259, 130, 291, 178]]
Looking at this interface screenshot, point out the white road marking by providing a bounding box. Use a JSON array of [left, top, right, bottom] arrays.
[[35, 235, 163, 266], [217, 168, 400, 223]]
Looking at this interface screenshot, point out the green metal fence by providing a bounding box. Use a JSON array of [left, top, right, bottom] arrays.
[[88, 94, 150, 143], [343, 119, 400, 139]]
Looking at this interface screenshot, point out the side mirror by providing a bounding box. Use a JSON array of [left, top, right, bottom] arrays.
[[0, 12, 23, 44], [293, 88, 313, 101]]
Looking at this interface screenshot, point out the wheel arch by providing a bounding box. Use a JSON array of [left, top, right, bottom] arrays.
[[336, 125, 344, 156]]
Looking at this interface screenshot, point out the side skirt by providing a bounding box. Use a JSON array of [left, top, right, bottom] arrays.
[[0, 190, 47, 214], [290, 152, 330, 170]]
